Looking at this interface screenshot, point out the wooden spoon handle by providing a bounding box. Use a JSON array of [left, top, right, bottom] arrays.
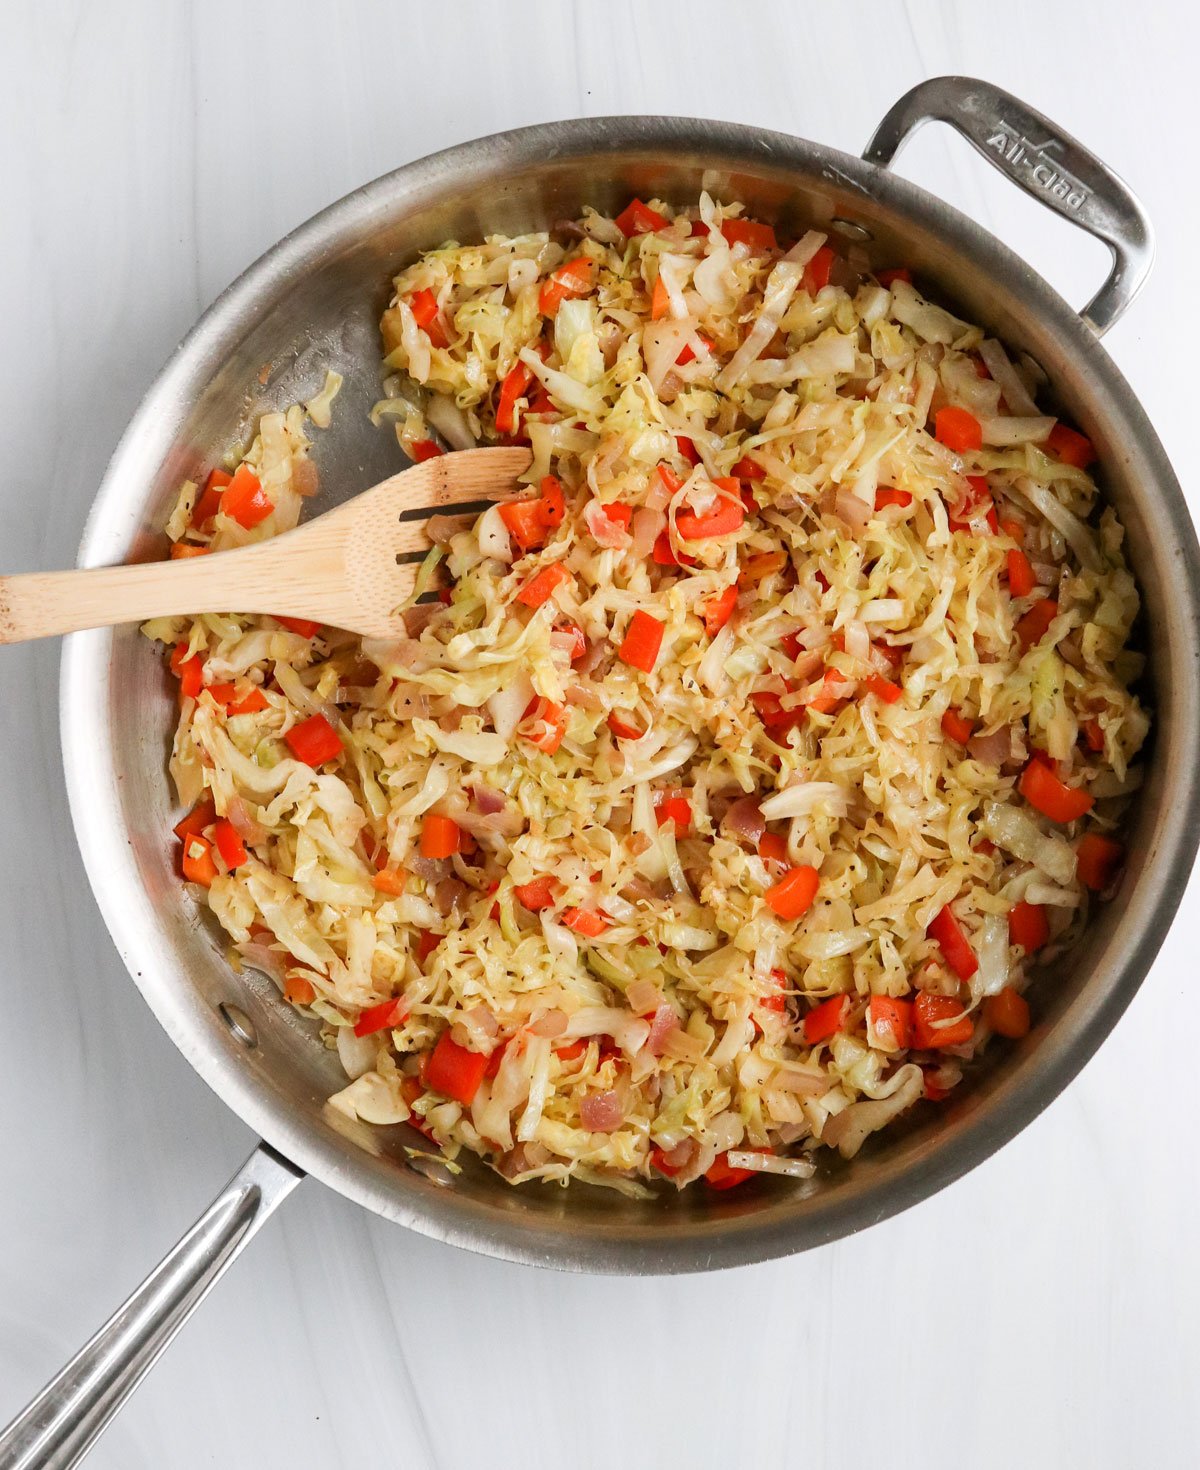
[[0, 538, 338, 645]]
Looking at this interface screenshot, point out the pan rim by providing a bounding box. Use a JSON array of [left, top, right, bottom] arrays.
[[60, 112, 1200, 1273]]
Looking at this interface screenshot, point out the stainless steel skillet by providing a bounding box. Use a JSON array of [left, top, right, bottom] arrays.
[[5, 77, 1198, 1470]]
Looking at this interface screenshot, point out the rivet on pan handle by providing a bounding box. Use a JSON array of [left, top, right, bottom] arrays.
[[863, 75, 1155, 337], [0, 1143, 304, 1470]]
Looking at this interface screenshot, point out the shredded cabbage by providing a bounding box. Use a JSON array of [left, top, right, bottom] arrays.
[[149, 193, 1148, 1193]]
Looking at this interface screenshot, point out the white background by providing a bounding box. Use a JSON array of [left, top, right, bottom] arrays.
[[1, 3, 1196, 1468]]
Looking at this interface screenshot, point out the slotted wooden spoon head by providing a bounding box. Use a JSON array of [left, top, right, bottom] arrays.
[[229, 445, 534, 639]]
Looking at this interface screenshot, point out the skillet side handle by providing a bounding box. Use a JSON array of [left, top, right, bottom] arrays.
[[863, 75, 1154, 336], [0, 1142, 304, 1470]]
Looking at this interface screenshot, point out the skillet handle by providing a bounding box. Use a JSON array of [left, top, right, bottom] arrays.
[[0, 1142, 303, 1470], [862, 75, 1154, 336]]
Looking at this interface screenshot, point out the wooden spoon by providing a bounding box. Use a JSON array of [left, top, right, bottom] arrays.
[[0, 446, 532, 644]]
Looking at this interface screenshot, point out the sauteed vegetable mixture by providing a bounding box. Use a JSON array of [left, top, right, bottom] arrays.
[[148, 194, 1146, 1194]]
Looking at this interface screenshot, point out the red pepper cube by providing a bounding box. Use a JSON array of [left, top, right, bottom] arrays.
[[425, 1032, 488, 1105], [221, 464, 275, 529], [284, 713, 343, 767], [618, 610, 666, 673], [803, 994, 848, 1045]]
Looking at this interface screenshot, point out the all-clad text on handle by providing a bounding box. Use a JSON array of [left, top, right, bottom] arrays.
[[862, 75, 1154, 336]]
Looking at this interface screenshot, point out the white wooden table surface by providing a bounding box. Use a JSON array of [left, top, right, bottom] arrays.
[[1, 3, 1196, 1467]]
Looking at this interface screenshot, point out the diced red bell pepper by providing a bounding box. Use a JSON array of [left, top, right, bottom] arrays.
[[601, 503, 632, 530], [875, 486, 913, 510], [803, 994, 848, 1045], [779, 631, 804, 663], [1007, 547, 1037, 598], [675, 435, 701, 465], [731, 456, 766, 481], [1018, 757, 1094, 824], [927, 904, 979, 981], [721, 218, 777, 253], [517, 563, 571, 609], [867, 995, 913, 1049], [614, 198, 668, 237], [170, 641, 204, 700], [618, 609, 666, 672], [354, 996, 410, 1038], [704, 1152, 761, 1189], [221, 464, 274, 529], [1016, 598, 1059, 652], [864, 673, 903, 705], [538, 256, 596, 316], [876, 267, 912, 287], [1076, 832, 1123, 891], [1045, 422, 1096, 469], [807, 668, 852, 717], [192, 467, 231, 527], [803, 244, 835, 293], [426, 1031, 488, 1105], [496, 361, 535, 435], [410, 439, 444, 462], [502, 479, 567, 552], [947, 474, 994, 533], [181, 833, 218, 888], [984, 987, 1030, 1039], [555, 621, 587, 663], [751, 689, 800, 735], [409, 288, 449, 348], [420, 813, 461, 859], [923, 1068, 952, 1101], [483, 1038, 512, 1079], [941, 707, 976, 745], [676, 492, 745, 540], [764, 865, 820, 921], [372, 868, 407, 897], [1008, 901, 1049, 952], [213, 818, 247, 870], [283, 972, 316, 1006], [650, 275, 671, 321], [703, 583, 739, 638], [515, 876, 558, 912], [655, 463, 685, 497], [173, 799, 215, 843], [758, 968, 788, 1016], [500, 499, 549, 552], [758, 832, 789, 864], [607, 711, 645, 741], [652, 532, 695, 568], [538, 473, 566, 528], [913, 993, 974, 1049], [277, 616, 321, 637], [934, 406, 983, 454], [562, 907, 609, 937], [650, 1145, 684, 1177], [226, 686, 269, 715], [284, 713, 343, 767], [416, 930, 441, 966], [675, 334, 712, 367], [520, 696, 568, 754], [175, 660, 203, 702], [655, 792, 691, 831]]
